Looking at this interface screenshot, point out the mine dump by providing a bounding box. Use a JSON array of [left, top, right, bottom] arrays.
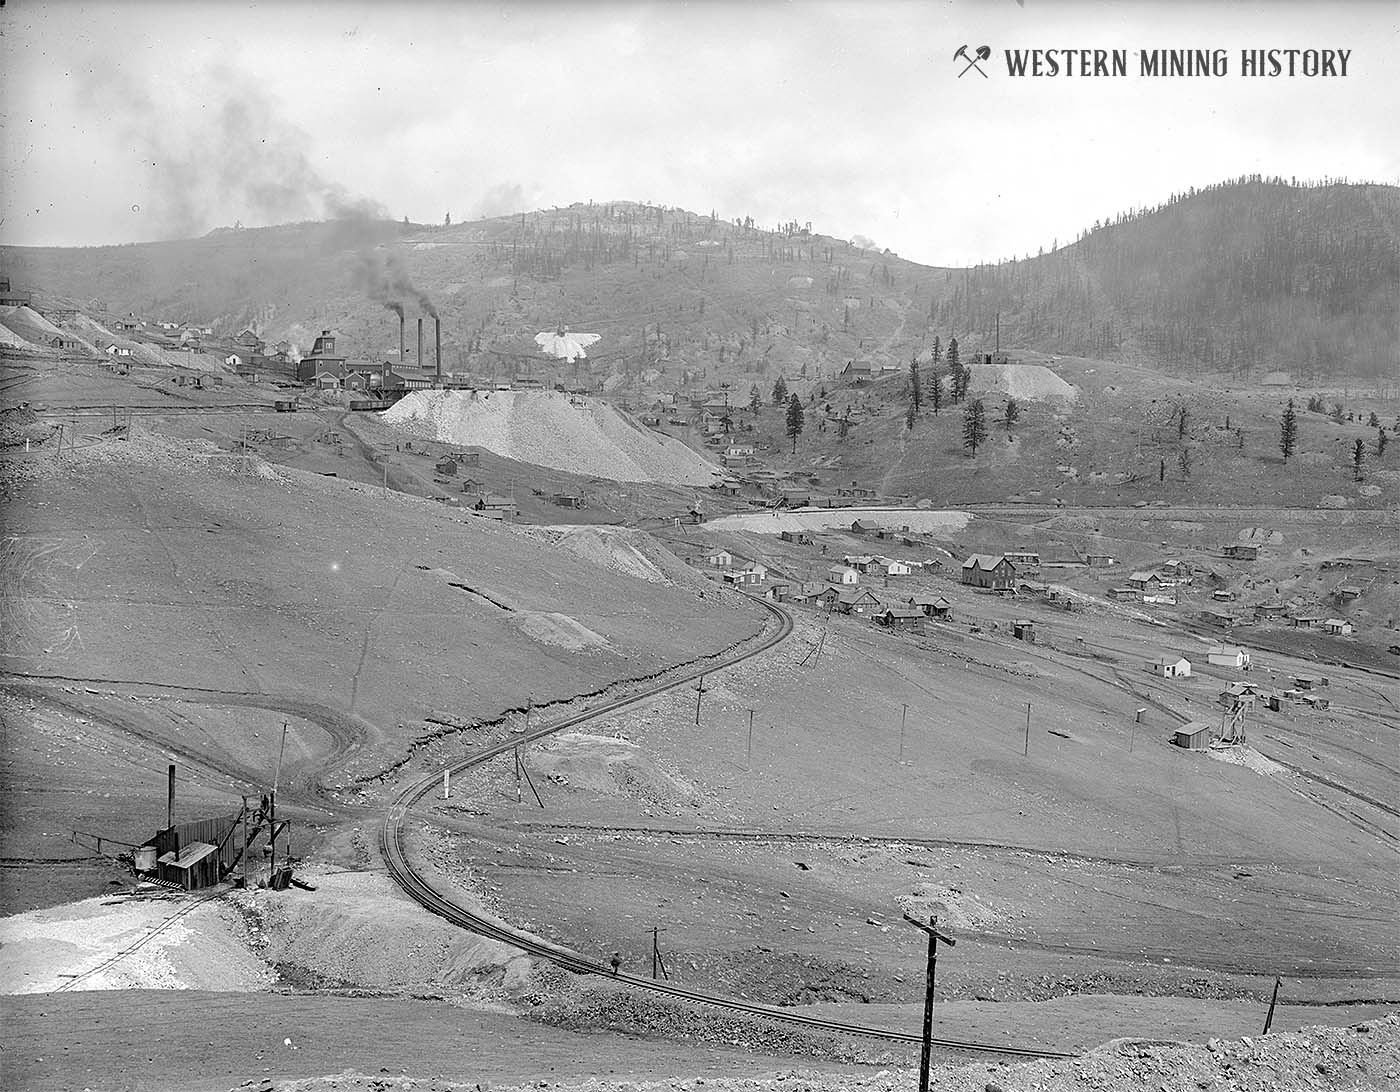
[[2, 5, 1398, 1092]]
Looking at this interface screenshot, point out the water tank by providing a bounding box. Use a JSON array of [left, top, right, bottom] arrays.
[[134, 845, 158, 872]]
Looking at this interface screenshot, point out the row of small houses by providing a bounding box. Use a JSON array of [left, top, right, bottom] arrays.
[[701, 549, 956, 628], [1147, 645, 1251, 677], [1198, 607, 1358, 632]]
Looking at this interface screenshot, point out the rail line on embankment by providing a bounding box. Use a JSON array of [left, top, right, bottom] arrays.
[[379, 596, 1073, 1060]]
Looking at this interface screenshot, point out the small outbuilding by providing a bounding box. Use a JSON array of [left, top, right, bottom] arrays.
[[1223, 544, 1260, 561], [873, 606, 924, 631], [1148, 656, 1192, 678], [156, 841, 221, 890], [1206, 645, 1251, 670], [1172, 721, 1216, 750]]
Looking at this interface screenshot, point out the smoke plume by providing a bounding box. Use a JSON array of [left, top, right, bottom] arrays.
[[76, 61, 386, 239], [355, 249, 436, 318], [473, 181, 539, 220]]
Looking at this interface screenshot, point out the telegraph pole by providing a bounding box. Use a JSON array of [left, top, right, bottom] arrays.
[[694, 674, 706, 725], [903, 913, 957, 1092], [651, 926, 669, 980], [747, 708, 755, 767], [899, 703, 908, 762], [271, 721, 288, 886], [1024, 702, 1032, 756], [1263, 976, 1282, 1034]]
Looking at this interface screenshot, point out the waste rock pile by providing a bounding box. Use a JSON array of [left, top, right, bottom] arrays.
[[383, 390, 720, 485]]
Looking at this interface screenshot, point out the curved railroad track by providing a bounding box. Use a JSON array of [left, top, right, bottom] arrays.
[[380, 596, 1073, 1060]]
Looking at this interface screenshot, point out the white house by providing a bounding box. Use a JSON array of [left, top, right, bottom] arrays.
[[1148, 656, 1192, 678], [1206, 645, 1251, 670], [704, 549, 733, 568], [875, 556, 912, 577], [105, 344, 133, 358], [1322, 618, 1353, 635], [224, 353, 244, 368], [827, 565, 860, 585]]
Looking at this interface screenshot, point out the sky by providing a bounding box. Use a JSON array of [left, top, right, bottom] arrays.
[[1, 0, 1397, 266]]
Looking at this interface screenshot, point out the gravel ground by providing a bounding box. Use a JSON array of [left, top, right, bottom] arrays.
[[0, 889, 270, 993], [243, 1013, 1400, 1091]]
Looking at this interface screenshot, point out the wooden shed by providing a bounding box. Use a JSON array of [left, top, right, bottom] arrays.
[[1172, 721, 1216, 750], [157, 842, 221, 890]]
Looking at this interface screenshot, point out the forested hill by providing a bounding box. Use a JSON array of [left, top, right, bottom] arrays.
[[932, 179, 1399, 379], [3, 178, 1395, 383]]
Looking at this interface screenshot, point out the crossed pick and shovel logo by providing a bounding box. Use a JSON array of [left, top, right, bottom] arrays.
[[955, 44, 991, 78]]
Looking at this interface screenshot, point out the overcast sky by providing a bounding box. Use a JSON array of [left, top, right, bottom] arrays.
[[2, 0, 1396, 265]]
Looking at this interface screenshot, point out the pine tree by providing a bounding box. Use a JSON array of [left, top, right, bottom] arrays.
[[749, 384, 762, 415], [931, 336, 942, 369], [785, 393, 805, 453], [1352, 437, 1366, 480], [1005, 398, 1020, 430], [947, 338, 962, 402], [1378, 428, 1389, 457], [962, 398, 987, 455], [772, 376, 788, 406], [909, 355, 922, 413], [1279, 399, 1299, 461], [928, 366, 944, 415], [1368, 412, 1380, 428]]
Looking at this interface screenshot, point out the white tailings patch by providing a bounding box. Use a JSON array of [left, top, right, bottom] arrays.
[[971, 364, 1078, 404], [382, 390, 720, 485]]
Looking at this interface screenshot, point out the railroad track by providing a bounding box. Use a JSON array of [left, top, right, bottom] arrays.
[[380, 596, 1072, 1060], [37, 403, 279, 416]]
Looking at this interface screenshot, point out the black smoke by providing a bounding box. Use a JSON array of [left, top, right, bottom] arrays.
[[354, 249, 436, 318]]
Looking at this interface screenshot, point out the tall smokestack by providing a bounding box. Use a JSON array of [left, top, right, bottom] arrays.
[[399, 313, 405, 365], [167, 764, 176, 829], [417, 317, 424, 371], [435, 317, 442, 380]]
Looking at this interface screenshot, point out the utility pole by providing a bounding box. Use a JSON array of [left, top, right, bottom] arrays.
[[241, 795, 249, 889], [694, 674, 706, 725], [1024, 702, 1032, 756], [747, 708, 755, 767], [271, 721, 287, 886], [899, 703, 908, 762], [1263, 976, 1282, 1034], [651, 926, 669, 980], [903, 913, 956, 1092]]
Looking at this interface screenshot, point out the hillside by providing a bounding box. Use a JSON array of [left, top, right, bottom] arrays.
[[3, 179, 1395, 387], [936, 178, 1400, 380]]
